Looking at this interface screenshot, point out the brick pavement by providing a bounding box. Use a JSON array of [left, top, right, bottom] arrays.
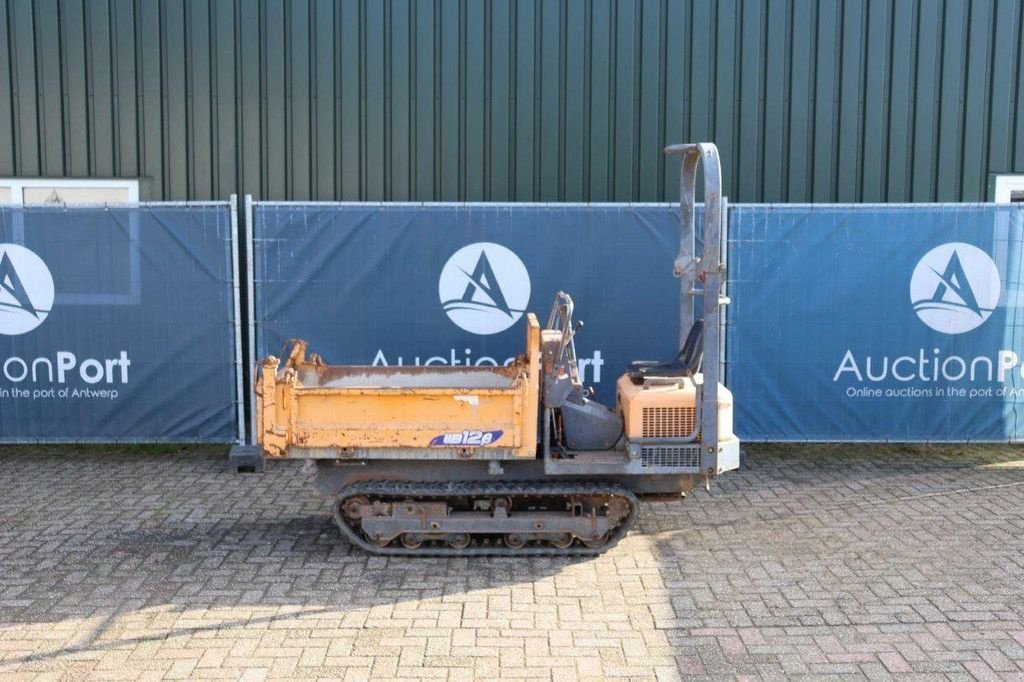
[[1, 443, 1023, 680]]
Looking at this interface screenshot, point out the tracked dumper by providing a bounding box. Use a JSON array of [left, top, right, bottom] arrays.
[[254, 143, 740, 556]]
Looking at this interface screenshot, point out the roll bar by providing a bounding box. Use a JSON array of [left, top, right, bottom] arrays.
[[664, 142, 727, 471]]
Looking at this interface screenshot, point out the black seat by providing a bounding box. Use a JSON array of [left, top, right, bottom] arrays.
[[628, 320, 703, 383]]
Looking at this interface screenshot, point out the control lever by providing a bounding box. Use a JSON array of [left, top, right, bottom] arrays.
[[560, 320, 584, 357]]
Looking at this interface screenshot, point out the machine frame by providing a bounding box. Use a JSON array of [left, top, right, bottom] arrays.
[[235, 142, 740, 555]]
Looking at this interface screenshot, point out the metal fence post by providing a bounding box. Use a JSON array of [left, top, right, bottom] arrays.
[[227, 194, 265, 472], [720, 196, 729, 386], [229, 195, 245, 445], [245, 195, 257, 446]]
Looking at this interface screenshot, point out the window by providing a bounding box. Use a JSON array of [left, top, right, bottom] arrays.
[[993, 175, 1024, 204], [0, 178, 138, 205], [0, 179, 141, 305]]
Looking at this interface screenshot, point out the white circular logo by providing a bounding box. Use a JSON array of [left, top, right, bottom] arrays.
[[438, 242, 531, 335], [910, 242, 1000, 335], [0, 243, 55, 336]]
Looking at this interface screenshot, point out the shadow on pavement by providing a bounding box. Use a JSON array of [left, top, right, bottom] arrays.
[[3, 443, 1024, 675], [0, 446, 592, 667], [635, 443, 1024, 677]]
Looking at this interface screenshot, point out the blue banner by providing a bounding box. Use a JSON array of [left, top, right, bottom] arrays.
[[727, 205, 1024, 441], [252, 204, 702, 408], [0, 205, 239, 442]]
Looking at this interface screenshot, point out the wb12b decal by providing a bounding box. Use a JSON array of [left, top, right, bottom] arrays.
[[429, 430, 504, 446]]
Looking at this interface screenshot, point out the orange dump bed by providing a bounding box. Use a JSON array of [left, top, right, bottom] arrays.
[[256, 315, 540, 459]]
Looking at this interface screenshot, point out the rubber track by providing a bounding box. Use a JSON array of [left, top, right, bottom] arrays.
[[331, 480, 640, 557]]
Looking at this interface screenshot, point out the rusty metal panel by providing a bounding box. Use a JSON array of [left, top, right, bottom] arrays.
[[0, 0, 1022, 202], [256, 319, 542, 459]]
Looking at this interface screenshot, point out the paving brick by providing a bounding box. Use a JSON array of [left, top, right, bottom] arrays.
[[1, 444, 1024, 680]]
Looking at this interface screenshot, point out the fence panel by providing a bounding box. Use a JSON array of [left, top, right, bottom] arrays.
[[0, 203, 241, 442], [727, 204, 1024, 441], [250, 202, 704, 419], [252, 200, 1024, 443]]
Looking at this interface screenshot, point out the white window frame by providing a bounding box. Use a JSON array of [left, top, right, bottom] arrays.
[[0, 177, 140, 206], [0, 178, 141, 305], [993, 174, 1024, 204]]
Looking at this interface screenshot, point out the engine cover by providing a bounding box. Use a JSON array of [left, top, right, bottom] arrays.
[[616, 373, 734, 441]]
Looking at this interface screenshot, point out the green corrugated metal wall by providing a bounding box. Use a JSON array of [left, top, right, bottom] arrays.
[[1, 0, 1022, 202]]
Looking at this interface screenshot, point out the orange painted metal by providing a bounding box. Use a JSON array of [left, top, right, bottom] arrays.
[[257, 314, 541, 459]]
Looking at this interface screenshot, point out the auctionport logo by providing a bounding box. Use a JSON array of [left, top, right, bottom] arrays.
[[0, 243, 54, 336], [438, 242, 531, 335], [910, 242, 1000, 335]]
